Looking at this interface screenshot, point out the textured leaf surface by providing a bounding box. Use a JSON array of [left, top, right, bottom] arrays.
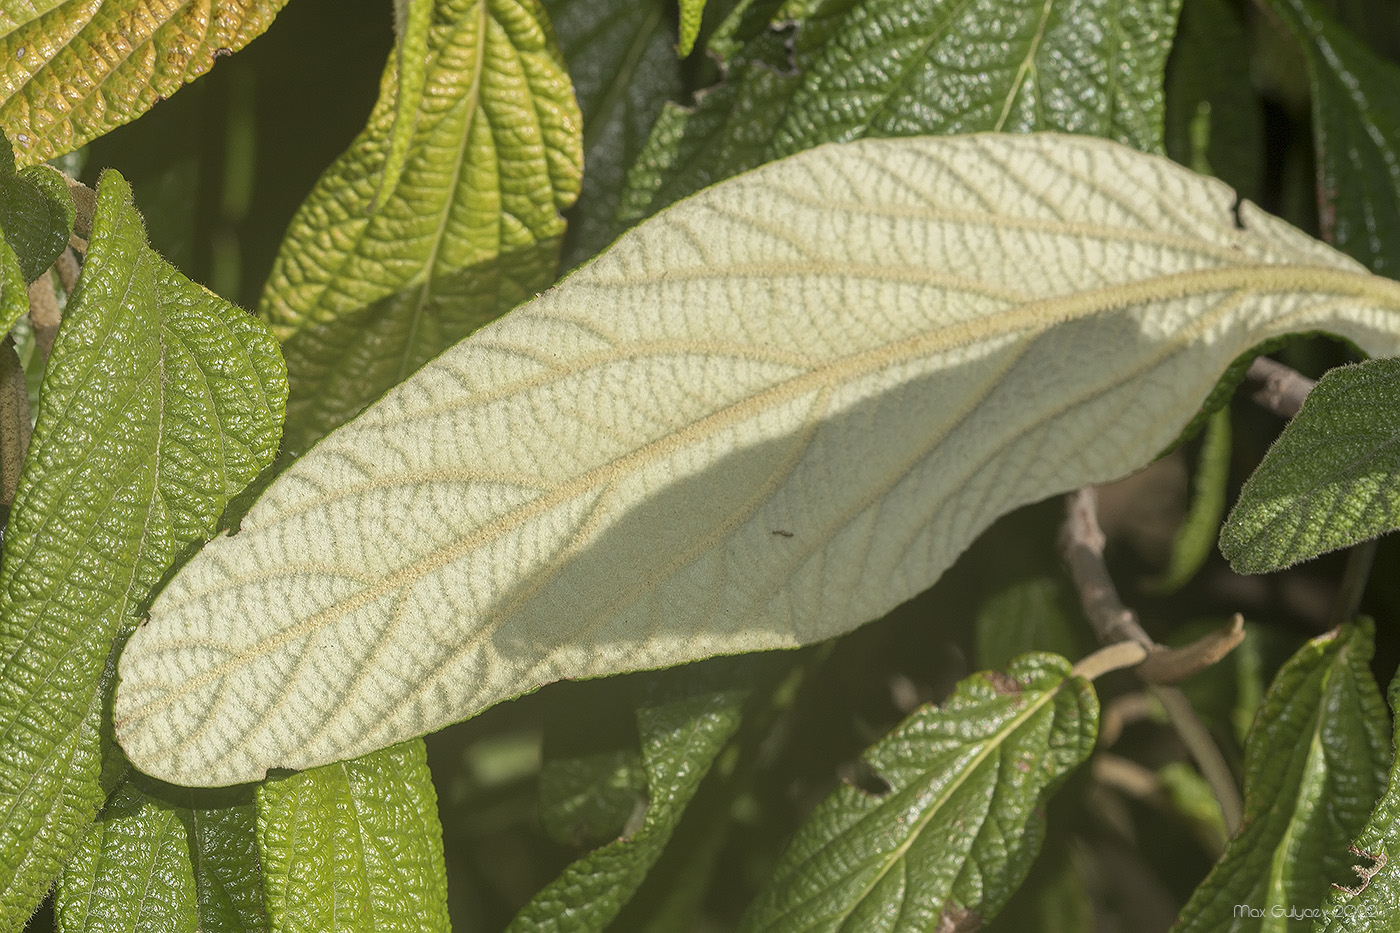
[[508, 686, 744, 931], [0, 133, 73, 282], [256, 741, 451, 933], [0, 0, 290, 165], [1171, 621, 1388, 932], [54, 780, 199, 933], [619, 0, 1182, 226], [1315, 667, 1400, 931], [260, 0, 582, 456], [1221, 359, 1400, 572], [0, 170, 285, 921], [183, 788, 268, 933], [742, 653, 1096, 931], [677, 0, 705, 55], [543, 0, 682, 267], [115, 133, 1400, 787], [1267, 0, 1400, 277]]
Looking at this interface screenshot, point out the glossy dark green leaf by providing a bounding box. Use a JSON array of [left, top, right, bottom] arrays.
[[256, 741, 450, 933], [1314, 656, 1400, 931], [0, 169, 284, 928], [508, 685, 746, 931], [538, 748, 646, 848], [0, 131, 74, 283], [1221, 359, 1400, 572], [1267, 0, 1400, 277], [1171, 620, 1389, 932], [619, 0, 1183, 224], [741, 654, 1097, 932], [543, 0, 683, 267]]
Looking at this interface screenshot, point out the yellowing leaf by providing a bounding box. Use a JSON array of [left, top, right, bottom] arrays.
[[0, 0, 290, 164], [114, 133, 1400, 787]]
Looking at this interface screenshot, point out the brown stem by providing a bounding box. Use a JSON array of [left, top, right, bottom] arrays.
[[1245, 356, 1316, 419], [0, 335, 30, 509]]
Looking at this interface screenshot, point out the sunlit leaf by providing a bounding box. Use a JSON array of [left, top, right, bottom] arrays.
[[1221, 359, 1400, 572], [0, 170, 285, 923], [115, 133, 1400, 787], [0, 0, 291, 165]]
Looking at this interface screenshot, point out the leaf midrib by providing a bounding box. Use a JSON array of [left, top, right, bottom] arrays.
[[123, 264, 1400, 746]]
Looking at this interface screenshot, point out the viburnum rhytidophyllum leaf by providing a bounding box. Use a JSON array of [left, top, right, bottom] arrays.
[[741, 654, 1096, 931], [1171, 620, 1389, 932], [0, 170, 285, 922], [1222, 359, 1400, 572], [115, 132, 1400, 788], [260, 0, 582, 457], [0, 130, 74, 283], [256, 741, 450, 933], [0, 1, 290, 165]]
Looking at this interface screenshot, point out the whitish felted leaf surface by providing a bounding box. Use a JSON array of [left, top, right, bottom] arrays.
[[0, 0, 290, 165], [115, 132, 1400, 787], [1171, 621, 1389, 933], [740, 654, 1096, 931], [1221, 359, 1400, 572], [261, 0, 582, 456]]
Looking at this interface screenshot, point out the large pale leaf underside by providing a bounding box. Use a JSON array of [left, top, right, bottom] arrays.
[[115, 133, 1400, 787]]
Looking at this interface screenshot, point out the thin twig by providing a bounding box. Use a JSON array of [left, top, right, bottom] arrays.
[[1245, 357, 1316, 419], [27, 271, 61, 363], [54, 247, 80, 292], [1329, 539, 1378, 628], [1137, 615, 1245, 685], [1060, 487, 1244, 833], [0, 336, 30, 509]]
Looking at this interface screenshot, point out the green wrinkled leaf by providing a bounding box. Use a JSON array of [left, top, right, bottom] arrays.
[[1171, 620, 1389, 932], [618, 0, 1182, 225], [677, 0, 705, 55], [260, 0, 582, 457], [538, 748, 647, 848], [741, 653, 1097, 931], [1312, 662, 1400, 931], [1164, 0, 1264, 200], [1150, 406, 1232, 593], [382, 0, 435, 209], [543, 0, 683, 267], [256, 741, 450, 933], [508, 685, 746, 931], [0, 169, 285, 926], [1266, 0, 1400, 278], [983, 835, 1092, 933], [1221, 359, 1400, 573], [183, 787, 268, 933], [54, 780, 199, 933], [0, 1, 290, 165], [0, 131, 74, 283], [0, 240, 26, 338], [975, 577, 1087, 672]]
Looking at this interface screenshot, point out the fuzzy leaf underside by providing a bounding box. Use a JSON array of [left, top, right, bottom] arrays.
[[115, 133, 1400, 787], [1171, 621, 1390, 932], [741, 653, 1096, 931], [1221, 359, 1400, 572], [0, 0, 291, 164], [0, 170, 285, 922]]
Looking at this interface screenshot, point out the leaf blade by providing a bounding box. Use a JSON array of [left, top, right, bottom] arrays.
[[0, 169, 285, 921], [115, 133, 1400, 787], [740, 653, 1096, 931], [1221, 358, 1400, 572], [0, 0, 290, 164]]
